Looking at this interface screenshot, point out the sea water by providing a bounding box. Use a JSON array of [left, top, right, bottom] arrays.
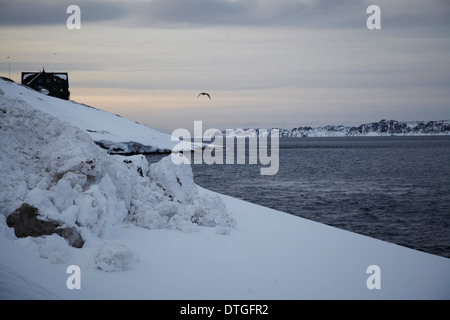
[[147, 136, 450, 258]]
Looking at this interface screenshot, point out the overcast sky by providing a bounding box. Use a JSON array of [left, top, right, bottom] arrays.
[[1, 0, 449, 133]]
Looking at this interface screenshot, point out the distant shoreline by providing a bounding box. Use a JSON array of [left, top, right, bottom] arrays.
[[211, 119, 450, 138]]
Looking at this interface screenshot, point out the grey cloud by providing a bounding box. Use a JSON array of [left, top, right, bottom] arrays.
[[129, 0, 366, 28], [374, 0, 450, 31], [0, 0, 127, 26], [128, 0, 450, 31], [1, 0, 449, 32]]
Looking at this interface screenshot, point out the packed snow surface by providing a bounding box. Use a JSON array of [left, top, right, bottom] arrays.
[[1, 79, 449, 299]]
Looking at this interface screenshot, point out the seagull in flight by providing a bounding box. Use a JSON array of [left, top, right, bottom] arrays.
[[197, 92, 211, 100]]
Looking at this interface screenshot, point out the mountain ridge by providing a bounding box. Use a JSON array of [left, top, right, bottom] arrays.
[[225, 119, 450, 137]]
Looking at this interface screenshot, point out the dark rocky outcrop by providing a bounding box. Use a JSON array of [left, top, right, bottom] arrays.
[[6, 203, 84, 248]]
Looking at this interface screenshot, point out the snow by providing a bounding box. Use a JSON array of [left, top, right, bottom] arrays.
[[92, 242, 138, 272], [0, 78, 192, 153], [1, 78, 450, 300], [225, 122, 450, 138], [54, 74, 67, 81]]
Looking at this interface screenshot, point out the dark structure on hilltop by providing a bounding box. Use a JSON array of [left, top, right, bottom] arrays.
[[21, 69, 70, 100]]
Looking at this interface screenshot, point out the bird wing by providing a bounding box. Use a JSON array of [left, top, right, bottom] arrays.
[[197, 92, 211, 99]]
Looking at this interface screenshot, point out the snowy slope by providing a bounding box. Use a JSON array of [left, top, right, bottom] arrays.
[[1, 79, 449, 300], [0, 78, 191, 153], [1, 191, 449, 300]]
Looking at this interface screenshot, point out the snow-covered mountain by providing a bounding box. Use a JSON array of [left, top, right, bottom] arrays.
[[222, 120, 450, 138], [1, 78, 449, 300], [347, 119, 450, 136], [281, 119, 450, 137]]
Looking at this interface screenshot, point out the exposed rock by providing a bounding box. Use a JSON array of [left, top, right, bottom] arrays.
[[6, 203, 84, 248], [56, 227, 84, 249]]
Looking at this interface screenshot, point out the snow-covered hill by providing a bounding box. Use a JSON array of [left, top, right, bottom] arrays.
[[1, 79, 449, 300], [0, 77, 193, 154], [284, 120, 450, 137], [223, 120, 450, 138]]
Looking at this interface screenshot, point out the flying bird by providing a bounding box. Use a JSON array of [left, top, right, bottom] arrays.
[[197, 92, 211, 100]]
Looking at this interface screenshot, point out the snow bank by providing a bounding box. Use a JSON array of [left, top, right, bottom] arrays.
[[0, 81, 236, 266]]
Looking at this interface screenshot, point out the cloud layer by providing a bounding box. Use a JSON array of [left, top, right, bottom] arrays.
[[1, 0, 449, 32]]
